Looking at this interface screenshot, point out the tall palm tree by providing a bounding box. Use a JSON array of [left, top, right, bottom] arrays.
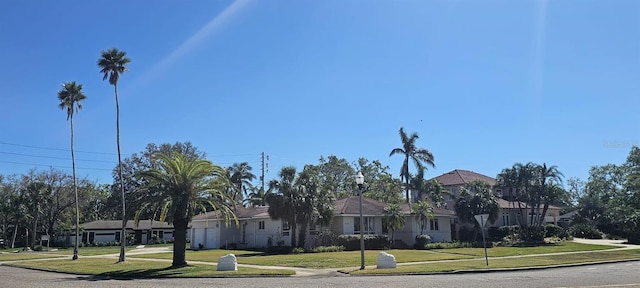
[[135, 152, 237, 267], [533, 163, 564, 225], [265, 167, 301, 247], [227, 162, 256, 206], [57, 81, 87, 260], [389, 127, 435, 203], [98, 47, 130, 262]]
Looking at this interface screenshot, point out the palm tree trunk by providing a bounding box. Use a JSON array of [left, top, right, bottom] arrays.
[[11, 223, 17, 248], [32, 218, 37, 249], [172, 218, 188, 267], [290, 221, 297, 248], [115, 83, 127, 263], [71, 116, 80, 260], [405, 157, 410, 203]]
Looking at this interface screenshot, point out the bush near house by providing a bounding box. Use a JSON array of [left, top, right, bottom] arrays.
[[544, 224, 571, 239], [337, 234, 390, 250], [490, 225, 520, 241], [518, 226, 546, 242], [571, 224, 604, 239], [627, 233, 640, 244], [413, 234, 432, 249]]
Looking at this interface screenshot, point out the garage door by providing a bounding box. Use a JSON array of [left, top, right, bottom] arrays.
[[192, 228, 206, 249], [205, 226, 219, 249]]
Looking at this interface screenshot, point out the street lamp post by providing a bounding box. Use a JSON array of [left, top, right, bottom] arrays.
[[355, 171, 365, 270]]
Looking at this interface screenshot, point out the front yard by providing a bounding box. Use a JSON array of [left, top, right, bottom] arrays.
[[2, 240, 638, 277]]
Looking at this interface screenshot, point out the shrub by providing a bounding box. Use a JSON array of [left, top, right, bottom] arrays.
[[314, 230, 339, 247], [292, 247, 305, 254], [627, 233, 640, 244], [571, 224, 603, 239], [308, 245, 344, 253], [337, 234, 389, 250], [422, 241, 493, 249], [491, 225, 520, 241], [33, 245, 43, 251], [266, 245, 293, 254], [518, 226, 546, 242], [544, 224, 564, 238], [457, 226, 478, 242], [413, 234, 432, 249]]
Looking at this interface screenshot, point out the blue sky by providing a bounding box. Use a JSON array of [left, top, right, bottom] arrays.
[[1, 0, 638, 186]]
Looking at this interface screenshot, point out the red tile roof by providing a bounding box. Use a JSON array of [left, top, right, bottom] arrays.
[[431, 169, 497, 186]]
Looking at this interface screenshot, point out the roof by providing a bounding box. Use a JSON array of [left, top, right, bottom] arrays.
[[497, 199, 563, 210], [335, 196, 454, 217], [80, 220, 173, 230], [192, 197, 455, 221], [192, 206, 270, 221], [431, 169, 497, 186]]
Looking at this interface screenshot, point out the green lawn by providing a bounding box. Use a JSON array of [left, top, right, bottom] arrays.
[[0, 251, 66, 262], [7, 258, 294, 278], [428, 242, 614, 258], [48, 246, 136, 256], [346, 249, 640, 275], [132, 242, 612, 269], [132, 249, 471, 269]]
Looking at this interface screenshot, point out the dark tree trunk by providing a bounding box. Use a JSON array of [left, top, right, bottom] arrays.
[[290, 221, 297, 248], [172, 218, 188, 267], [298, 222, 307, 248]]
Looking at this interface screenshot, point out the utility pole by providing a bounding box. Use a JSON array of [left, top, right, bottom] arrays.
[[260, 152, 269, 192]]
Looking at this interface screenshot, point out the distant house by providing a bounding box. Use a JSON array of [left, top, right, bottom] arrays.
[[430, 169, 562, 228], [494, 199, 562, 227], [429, 169, 500, 209], [189, 197, 456, 250], [57, 220, 175, 246]]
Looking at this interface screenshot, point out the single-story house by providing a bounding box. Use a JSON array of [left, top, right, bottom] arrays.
[[56, 220, 175, 246], [189, 196, 456, 250], [189, 206, 279, 250], [331, 196, 455, 245]]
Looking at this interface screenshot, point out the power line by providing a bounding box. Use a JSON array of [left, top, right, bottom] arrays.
[[0, 151, 116, 163], [0, 141, 120, 156], [0, 160, 113, 171], [0, 141, 259, 159]]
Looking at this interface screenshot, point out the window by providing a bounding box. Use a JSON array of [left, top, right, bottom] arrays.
[[430, 219, 439, 231], [259, 221, 265, 230], [502, 213, 510, 226], [309, 220, 319, 235], [159, 231, 164, 239], [354, 217, 375, 234], [115, 231, 121, 242], [282, 221, 290, 236]]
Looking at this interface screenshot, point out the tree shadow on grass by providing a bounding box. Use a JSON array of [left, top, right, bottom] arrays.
[[81, 265, 189, 281]]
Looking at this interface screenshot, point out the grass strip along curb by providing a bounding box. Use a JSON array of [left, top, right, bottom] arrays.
[[343, 249, 640, 275], [5, 258, 295, 278]]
